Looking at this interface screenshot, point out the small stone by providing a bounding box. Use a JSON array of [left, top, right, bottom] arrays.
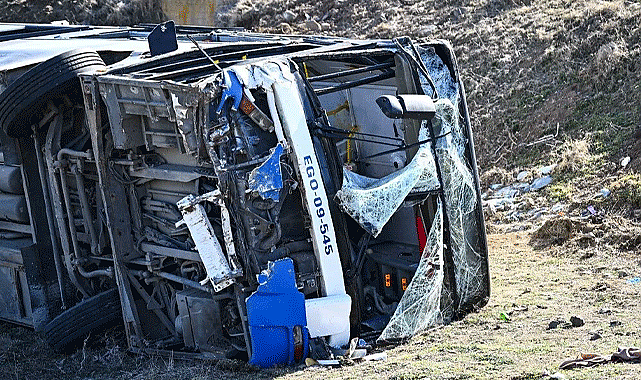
[[531, 175, 553, 191], [321, 22, 331, 31], [618, 270, 628, 278], [538, 164, 557, 175], [610, 320, 622, 327], [304, 19, 322, 32], [549, 372, 567, 380], [597, 307, 611, 314], [589, 331, 602, 340], [548, 320, 564, 329], [570, 316, 585, 327], [621, 156, 631, 168], [282, 10, 296, 22], [516, 170, 530, 182]]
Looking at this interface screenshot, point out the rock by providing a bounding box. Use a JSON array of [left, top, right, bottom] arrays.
[[570, 316, 584, 327], [621, 156, 631, 168], [610, 320, 622, 327], [531, 175, 553, 191], [589, 331, 602, 340], [549, 372, 567, 380], [597, 307, 611, 314], [538, 164, 557, 175], [548, 320, 564, 329], [278, 22, 293, 34], [551, 202, 564, 213], [321, 22, 331, 31], [282, 10, 296, 22], [490, 183, 502, 190], [618, 270, 628, 278], [494, 186, 518, 199], [597, 188, 611, 198], [304, 19, 322, 32], [516, 170, 530, 182]]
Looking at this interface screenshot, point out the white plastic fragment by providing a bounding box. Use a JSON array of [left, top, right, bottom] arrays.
[[176, 193, 235, 292]]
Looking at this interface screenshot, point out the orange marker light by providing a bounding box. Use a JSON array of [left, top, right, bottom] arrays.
[[384, 273, 392, 288], [401, 277, 408, 291]]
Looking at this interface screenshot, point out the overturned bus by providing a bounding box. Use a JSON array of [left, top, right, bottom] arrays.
[[0, 21, 489, 366]]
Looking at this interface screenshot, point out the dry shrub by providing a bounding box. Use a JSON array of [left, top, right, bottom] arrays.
[[88, 0, 166, 26], [555, 137, 593, 174], [595, 41, 627, 77], [533, 217, 574, 245]]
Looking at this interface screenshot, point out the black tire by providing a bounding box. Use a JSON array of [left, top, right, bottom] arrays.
[[43, 288, 122, 352], [0, 49, 106, 138]]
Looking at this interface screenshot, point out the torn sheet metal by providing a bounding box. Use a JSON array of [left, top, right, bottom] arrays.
[[170, 92, 199, 154], [248, 143, 284, 201], [176, 193, 235, 292], [335, 125, 440, 237]]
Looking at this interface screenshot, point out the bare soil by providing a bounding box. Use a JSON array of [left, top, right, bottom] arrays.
[[1, 231, 639, 379]]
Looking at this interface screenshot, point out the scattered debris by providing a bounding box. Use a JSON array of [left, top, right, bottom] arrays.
[[362, 352, 387, 361], [588, 331, 602, 341], [570, 316, 585, 328], [560, 347, 641, 369], [597, 188, 611, 198], [627, 277, 641, 284]]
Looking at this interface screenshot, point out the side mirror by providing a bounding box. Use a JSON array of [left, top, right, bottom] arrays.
[[376, 94, 436, 120]]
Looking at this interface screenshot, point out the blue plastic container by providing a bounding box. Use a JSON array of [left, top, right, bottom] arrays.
[[246, 258, 309, 367]]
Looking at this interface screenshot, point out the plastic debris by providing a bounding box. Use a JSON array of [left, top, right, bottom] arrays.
[[627, 277, 641, 284], [494, 186, 518, 199], [598, 188, 611, 198], [531, 175, 553, 191], [551, 202, 564, 213], [363, 352, 388, 361], [316, 359, 341, 366], [248, 144, 284, 201]]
